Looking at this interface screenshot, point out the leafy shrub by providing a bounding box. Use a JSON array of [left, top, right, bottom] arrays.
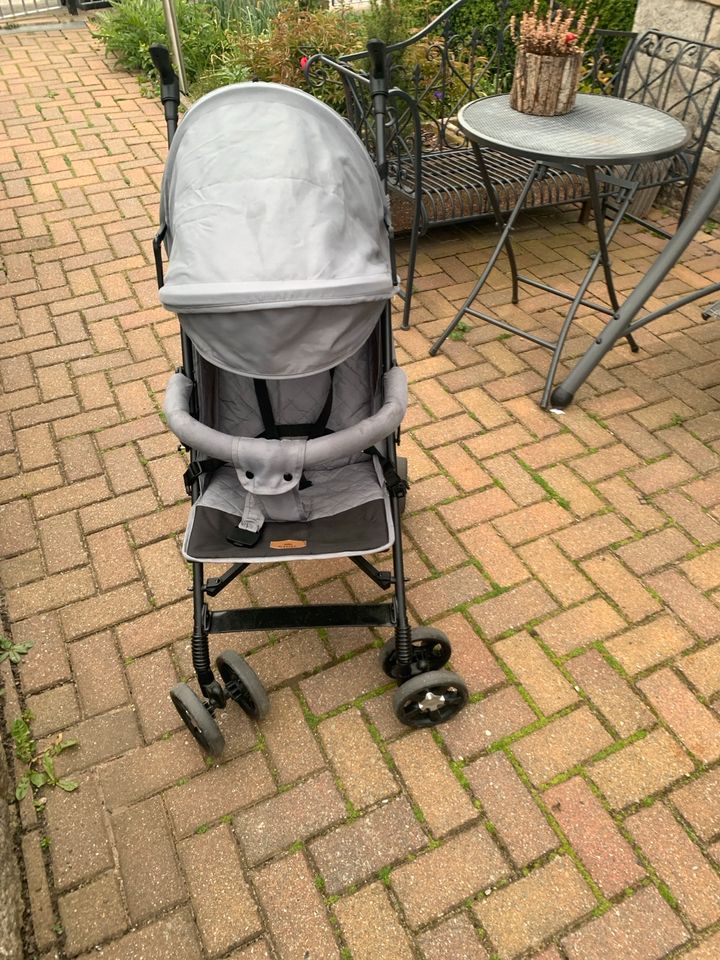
[[93, 0, 231, 85]]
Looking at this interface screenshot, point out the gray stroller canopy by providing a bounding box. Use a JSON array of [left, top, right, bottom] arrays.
[[159, 83, 397, 379]]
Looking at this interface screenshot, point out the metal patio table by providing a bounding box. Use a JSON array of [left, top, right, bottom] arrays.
[[429, 93, 690, 409]]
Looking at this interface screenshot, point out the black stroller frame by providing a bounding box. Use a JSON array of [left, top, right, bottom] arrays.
[[150, 43, 468, 756]]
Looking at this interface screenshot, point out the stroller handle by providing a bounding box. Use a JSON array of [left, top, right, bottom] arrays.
[[164, 367, 408, 472]]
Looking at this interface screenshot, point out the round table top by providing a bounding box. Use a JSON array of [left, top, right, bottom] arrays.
[[458, 93, 690, 166]]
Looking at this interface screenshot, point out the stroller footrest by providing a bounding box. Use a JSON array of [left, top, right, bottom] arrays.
[[209, 603, 396, 633]]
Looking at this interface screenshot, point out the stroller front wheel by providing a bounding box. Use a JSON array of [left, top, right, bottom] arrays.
[[170, 683, 225, 757], [216, 650, 270, 722], [379, 627, 452, 679], [394, 670, 468, 728]]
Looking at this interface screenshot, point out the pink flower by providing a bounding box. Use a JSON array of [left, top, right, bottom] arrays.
[[565, 32, 578, 43], [300, 56, 309, 70]]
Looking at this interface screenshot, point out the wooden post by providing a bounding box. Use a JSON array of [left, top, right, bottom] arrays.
[[510, 50, 583, 116]]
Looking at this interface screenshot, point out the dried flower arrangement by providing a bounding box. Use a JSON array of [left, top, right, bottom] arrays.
[[510, 1, 598, 58], [509, 1, 597, 115]]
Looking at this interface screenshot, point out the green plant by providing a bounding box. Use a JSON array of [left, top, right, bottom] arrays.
[[0, 635, 32, 665], [12, 715, 79, 801]]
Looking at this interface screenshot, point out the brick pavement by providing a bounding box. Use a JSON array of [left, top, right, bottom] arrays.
[[2, 21, 720, 960]]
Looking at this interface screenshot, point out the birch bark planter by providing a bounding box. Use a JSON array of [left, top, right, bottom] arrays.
[[510, 49, 583, 116]]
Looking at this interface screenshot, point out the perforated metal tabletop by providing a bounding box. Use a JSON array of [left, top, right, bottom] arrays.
[[458, 94, 690, 167]]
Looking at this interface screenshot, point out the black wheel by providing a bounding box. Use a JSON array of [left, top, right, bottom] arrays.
[[393, 670, 468, 728], [379, 627, 452, 679], [216, 650, 270, 722], [170, 683, 225, 757]]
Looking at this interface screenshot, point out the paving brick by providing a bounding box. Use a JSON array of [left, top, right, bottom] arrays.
[[493, 501, 571, 547], [236, 771, 346, 866], [471, 581, 557, 640], [672, 768, 720, 842], [679, 931, 720, 960], [433, 443, 492, 491], [679, 642, 720, 698], [38, 512, 87, 574], [253, 852, 339, 960], [475, 856, 595, 959], [113, 795, 186, 922], [310, 796, 426, 894], [179, 825, 262, 956], [392, 825, 509, 928], [125, 648, 182, 741], [496, 632, 577, 714], [604, 616, 695, 674], [512, 707, 613, 784], [138, 537, 189, 605], [552, 514, 632, 559], [466, 752, 557, 867], [299, 649, 387, 715], [545, 777, 643, 897], [247, 631, 329, 688], [561, 886, 689, 960], [116, 598, 192, 657], [17, 423, 56, 470], [408, 564, 490, 620], [100, 734, 207, 810], [21, 833, 56, 952], [57, 435, 102, 482], [567, 650, 653, 736], [45, 778, 114, 891], [628, 803, 720, 930], [165, 750, 274, 836], [519, 538, 594, 607], [0, 500, 36, 557], [404, 509, 469, 571], [60, 583, 149, 639], [443, 686, 536, 760], [537, 597, 626, 655], [79, 488, 157, 534], [655, 491, 720, 546], [581, 553, 661, 622], [319, 708, 397, 809], [15, 612, 71, 694], [681, 553, 720, 592], [418, 913, 488, 960], [639, 668, 720, 763], [390, 729, 477, 836], [335, 883, 415, 960], [25, 682, 79, 736], [648, 570, 720, 641], [6, 566, 95, 621], [617, 528, 694, 576], [484, 453, 546, 506], [58, 871, 127, 957], [53, 706, 142, 775], [68, 631, 128, 717], [597, 476, 664, 532], [261, 688, 325, 785], [591, 729, 694, 809], [439, 487, 516, 530], [460, 523, 529, 588]]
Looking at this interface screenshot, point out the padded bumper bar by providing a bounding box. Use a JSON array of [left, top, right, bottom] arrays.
[[164, 367, 408, 469]]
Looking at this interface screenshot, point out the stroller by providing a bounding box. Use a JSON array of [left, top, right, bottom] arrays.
[[150, 42, 468, 756]]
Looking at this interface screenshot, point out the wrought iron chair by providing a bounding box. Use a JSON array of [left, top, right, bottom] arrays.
[[592, 30, 720, 231]]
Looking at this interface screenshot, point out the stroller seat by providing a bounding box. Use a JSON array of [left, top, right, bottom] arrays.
[[154, 71, 469, 756]]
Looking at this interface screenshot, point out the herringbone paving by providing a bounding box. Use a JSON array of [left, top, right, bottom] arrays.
[[2, 21, 720, 960]]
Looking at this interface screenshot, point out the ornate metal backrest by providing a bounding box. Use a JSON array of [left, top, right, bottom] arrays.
[[616, 30, 720, 163], [582, 29, 637, 96]]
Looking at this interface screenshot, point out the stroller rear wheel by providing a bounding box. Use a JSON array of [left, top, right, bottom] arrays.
[[394, 670, 468, 728], [170, 683, 225, 757], [216, 650, 270, 722], [379, 627, 452, 679]]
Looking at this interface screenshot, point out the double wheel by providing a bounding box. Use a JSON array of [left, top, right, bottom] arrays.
[[379, 627, 468, 728], [170, 650, 269, 758]]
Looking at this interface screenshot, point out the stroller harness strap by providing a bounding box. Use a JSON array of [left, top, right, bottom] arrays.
[[253, 370, 336, 442]]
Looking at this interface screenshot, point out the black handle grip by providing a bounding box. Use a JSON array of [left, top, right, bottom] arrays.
[[367, 39, 386, 81], [149, 43, 177, 86]]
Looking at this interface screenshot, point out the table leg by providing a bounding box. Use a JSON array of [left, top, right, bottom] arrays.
[[429, 160, 541, 356], [540, 166, 642, 408], [586, 165, 639, 353]]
